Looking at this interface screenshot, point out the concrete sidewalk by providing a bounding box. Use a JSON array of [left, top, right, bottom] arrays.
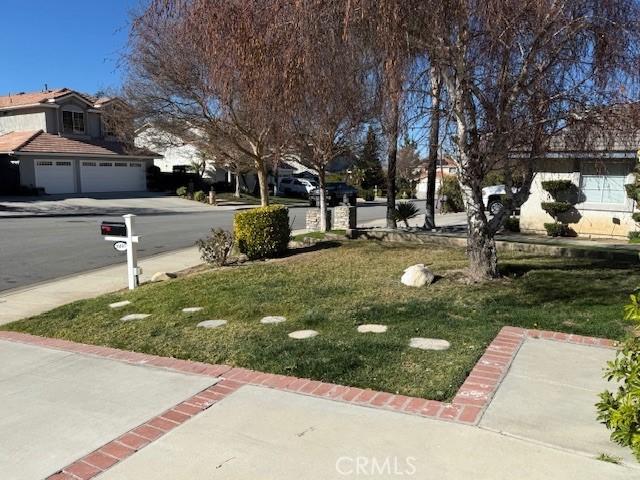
[[0, 246, 202, 325], [0, 339, 217, 480], [98, 385, 635, 480]]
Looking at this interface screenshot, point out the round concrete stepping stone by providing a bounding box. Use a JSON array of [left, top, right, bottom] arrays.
[[288, 330, 319, 339], [409, 337, 450, 351], [260, 316, 287, 325], [197, 320, 227, 329], [357, 324, 388, 333], [182, 307, 204, 313], [109, 300, 131, 309], [120, 313, 150, 322]]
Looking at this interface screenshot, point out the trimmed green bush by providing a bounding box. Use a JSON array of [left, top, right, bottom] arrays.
[[193, 190, 206, 202], [541, 180, 574, 197], [234, 205, 291, 259], [176, 186, 188, 197], [632, 213, 640, 223], [541, 201, 572, 217], [597, 290, 640, 461], [629, 231, 640, 243], [504, 216, 520, 232], [544, 222, 566, 237]]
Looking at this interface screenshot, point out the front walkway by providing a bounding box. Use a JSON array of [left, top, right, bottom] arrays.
[[0, 327, 635, 479]]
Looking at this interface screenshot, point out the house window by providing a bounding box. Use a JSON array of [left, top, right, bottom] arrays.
[[580, 161, 628, 205], [62, 111, 85, 134]]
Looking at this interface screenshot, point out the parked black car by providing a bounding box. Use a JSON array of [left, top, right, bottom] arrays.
[[309, 182, 358, 207]]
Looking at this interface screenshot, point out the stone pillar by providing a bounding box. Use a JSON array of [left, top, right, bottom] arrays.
[[305, 209, 332, 231], [332, 205, 357, 230]]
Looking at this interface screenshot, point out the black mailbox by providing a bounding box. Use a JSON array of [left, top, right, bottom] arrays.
[[101, 221, 127, 237]]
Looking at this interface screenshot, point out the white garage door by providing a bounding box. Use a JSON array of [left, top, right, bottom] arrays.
[[34, 160, 76, 194], [80, 161, 146, 193]]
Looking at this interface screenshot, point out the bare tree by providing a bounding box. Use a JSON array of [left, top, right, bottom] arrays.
[[419, 0, 640, 280], [282, 1, 371, 231], [126, 1, 295, 206]]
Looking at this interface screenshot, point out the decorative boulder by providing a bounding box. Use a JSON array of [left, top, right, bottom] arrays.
[[400, 264, 435, 288], [151, 271, 177, 282]]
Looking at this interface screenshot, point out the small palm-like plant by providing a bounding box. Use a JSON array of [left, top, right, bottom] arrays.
[[393, 202, 420, 228]]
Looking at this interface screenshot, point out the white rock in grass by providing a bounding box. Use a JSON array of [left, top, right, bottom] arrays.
[[120, 313, 150, 322], [409, 337, 450, 351], [197, 320, 227, 329], [288, 330, 319, 339], [260, 316, 287, 325], [357, 324, 388, 333], [182, 307, 204, 314], [109, 300, 131, 309], [400, 264, 435, 288]]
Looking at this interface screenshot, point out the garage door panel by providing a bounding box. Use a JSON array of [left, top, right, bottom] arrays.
[[80, 161, 146, 193], [35, 160, 76, 194]]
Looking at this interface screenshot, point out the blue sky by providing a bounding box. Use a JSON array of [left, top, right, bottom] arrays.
[[0, 0, 139, 96]]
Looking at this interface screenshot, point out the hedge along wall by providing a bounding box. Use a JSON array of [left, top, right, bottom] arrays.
[[233, 205, 291, 259]]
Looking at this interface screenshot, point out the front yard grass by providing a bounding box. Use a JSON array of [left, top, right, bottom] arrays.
[[4, 241, 637, 401]]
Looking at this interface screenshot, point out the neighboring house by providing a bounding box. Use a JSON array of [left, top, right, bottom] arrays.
[[135, 125, 228, 183], [415, 156, 458, 200], [0, 88, 158, 194], [519, 132, 639, 238]]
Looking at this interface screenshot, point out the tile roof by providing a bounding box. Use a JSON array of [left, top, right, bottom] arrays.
[[0, 131, 157, 157], [0, 131, 41, 152], [0, 88, 107, 109]]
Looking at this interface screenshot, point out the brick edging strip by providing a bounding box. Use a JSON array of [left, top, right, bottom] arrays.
[[0, 327, 617, 480]]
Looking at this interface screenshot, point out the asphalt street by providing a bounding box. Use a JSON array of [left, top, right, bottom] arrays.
[[0, 202, 420, 292]]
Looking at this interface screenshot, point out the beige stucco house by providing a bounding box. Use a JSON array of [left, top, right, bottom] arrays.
[[519, 134, 638, 239], [0, 88, 158, 195]]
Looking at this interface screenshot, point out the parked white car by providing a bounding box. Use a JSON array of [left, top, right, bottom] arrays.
[[279, 177, 318, 196], [482, 184, 520, 215]]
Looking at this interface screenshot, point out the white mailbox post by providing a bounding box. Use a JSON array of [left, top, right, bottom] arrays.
[[102, 214, 142, 290]]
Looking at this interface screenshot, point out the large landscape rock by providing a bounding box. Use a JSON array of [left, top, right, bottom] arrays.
[[400, 264, 435, 287], [151, 271, 177, 282]]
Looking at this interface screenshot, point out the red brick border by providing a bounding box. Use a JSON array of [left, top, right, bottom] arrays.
[[0, 327, 617, 479]]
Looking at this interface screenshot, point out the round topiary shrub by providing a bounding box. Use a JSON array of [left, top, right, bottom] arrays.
[[541, 201, 573, 217], [233, 205, 291, 260], [176, 186, 188, 197]]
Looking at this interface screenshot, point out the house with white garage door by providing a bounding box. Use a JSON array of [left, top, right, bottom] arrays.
[[0, 88, 158, 194]]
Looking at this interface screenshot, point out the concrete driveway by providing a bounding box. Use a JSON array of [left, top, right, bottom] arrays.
[[0, 340, 217, 480]]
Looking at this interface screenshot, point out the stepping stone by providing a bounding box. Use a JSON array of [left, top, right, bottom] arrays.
[[120, 313, 150, 322], [288, 330, 319, 339], [197, 320, 227, 329], [260, 316, 286, 324], [182, 307, 204, 313], [409, 337, 450, 351], [357, 324, 388, 333], [109, 300, 131, 309]]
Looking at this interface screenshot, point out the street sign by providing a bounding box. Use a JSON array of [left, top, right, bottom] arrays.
[[113, 241, 127, 252]]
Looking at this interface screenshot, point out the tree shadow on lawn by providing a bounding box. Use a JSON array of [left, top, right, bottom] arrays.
[[498, 256, 635, 278], [280, 240, 342, 258]]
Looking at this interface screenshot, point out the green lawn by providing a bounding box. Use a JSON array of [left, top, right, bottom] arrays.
[[4, 241, 637, 400]]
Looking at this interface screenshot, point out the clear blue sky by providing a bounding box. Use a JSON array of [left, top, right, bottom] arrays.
[[0, 0, 139, 96]]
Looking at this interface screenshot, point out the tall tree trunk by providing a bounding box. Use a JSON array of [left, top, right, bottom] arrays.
[[424, 68, 442, 230], [255, 158, 270, 207], [386, 95, 399, 229], [460, 179, 499, 281], [234, 173, 241, 198], [318, 168, 328, 232]]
